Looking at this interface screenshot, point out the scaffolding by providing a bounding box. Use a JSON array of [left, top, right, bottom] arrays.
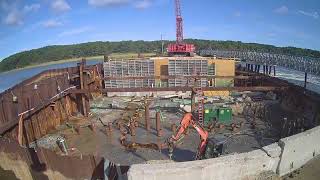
[[168, 59, 208, 87], [104, 59, 155, 88]]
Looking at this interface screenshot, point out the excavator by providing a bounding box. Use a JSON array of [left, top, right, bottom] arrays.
[[167, 112, 224, 160]]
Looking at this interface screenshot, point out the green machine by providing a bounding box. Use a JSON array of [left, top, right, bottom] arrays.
[[204, 106, 232, 126]]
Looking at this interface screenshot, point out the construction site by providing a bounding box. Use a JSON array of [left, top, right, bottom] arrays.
[[0, 0, 320, 180]]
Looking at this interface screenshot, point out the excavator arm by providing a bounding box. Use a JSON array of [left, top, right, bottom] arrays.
[[169, 113, 209, 160]]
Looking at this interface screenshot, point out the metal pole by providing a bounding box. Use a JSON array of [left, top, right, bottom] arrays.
[[79, 59, 88, 117], [266, 65, 268, 75], [304, 72, 308, 90], [156, 112, 161, 137], [145, 101, 150, 131], [161, 34, 164, 55], [269, 66, 272, 75]]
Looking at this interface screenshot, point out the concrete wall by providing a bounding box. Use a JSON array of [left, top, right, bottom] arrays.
[[128, 143, 281, 180], [128, 124, 320, 179], [277, 126, 320, 176]]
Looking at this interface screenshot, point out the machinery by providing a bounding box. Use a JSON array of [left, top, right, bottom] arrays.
[[167, 0, 195, 56], [168, 113, 224, 160]]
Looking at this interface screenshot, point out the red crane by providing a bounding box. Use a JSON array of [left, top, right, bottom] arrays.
[[167, 0, 195, 56]]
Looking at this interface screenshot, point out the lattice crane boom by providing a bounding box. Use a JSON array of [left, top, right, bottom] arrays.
[[175, 0, 184, 44], [167, 0, 195, 56]]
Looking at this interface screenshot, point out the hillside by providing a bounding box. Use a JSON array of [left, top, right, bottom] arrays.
[[0, 39, 320, 72]]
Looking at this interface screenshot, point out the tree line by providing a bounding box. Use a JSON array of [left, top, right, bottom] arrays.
[[0, 39, 319, 72]]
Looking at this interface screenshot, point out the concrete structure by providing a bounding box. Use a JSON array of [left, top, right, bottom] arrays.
[[104, 57, 235, 96], [128, 143, 281, 180], [277, 126, 320, 176], [127, 125, 320, 180]]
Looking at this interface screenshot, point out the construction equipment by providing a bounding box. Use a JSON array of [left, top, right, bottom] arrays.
[[167, 112, 223, 160], [167, 0, 195, 56]]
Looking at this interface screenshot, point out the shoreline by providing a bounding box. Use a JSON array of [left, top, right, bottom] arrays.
[[0, 56, 104, 74], [0, 52, 157, 74]]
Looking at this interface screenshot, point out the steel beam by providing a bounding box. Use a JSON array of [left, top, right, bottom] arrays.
[[69, 86, 288, 94], [103, 75, 266, 80]]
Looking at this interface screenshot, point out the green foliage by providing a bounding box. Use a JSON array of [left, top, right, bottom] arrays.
[[0, 39, 319, 72]]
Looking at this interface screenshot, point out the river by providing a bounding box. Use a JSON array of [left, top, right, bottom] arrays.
[[0, 59, 103, 93], [0, 60, 319, 93]]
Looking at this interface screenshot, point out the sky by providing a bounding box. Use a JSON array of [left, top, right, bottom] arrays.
[[0, 0, 320, 60]]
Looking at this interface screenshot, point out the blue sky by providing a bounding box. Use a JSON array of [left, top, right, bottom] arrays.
[[0, 0, 319, 60]]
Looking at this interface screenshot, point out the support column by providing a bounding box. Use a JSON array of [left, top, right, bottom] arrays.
[[269, 66, 272, 75], [156, 112, 161, 137], [145, 100, 150, 131], [266, 65, 269, 75], [79, 59, 88, 117], [304, 72, 308, 90]]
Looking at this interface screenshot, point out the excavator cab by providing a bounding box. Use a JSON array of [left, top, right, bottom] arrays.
[[203, 138, 225, 159]]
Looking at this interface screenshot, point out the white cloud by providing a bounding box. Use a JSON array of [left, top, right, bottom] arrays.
[[58, 27, 93, 37], [42, 19, 63, 28], [274, 6, 289, 14], [2, 1, 40, 26], [4, 10, 23, 26], [134, 0, 151, 9], [88, 0, 130, 7], [298, 10, 319, 19], [51, 0, 71, 13], [23, 3, 40, 12]]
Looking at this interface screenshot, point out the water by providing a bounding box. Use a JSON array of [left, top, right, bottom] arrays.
[[275, 66, 320, 93], [0, 60, 319, 94], [0, 59, 103, 93], [239, 63, 320, 94]]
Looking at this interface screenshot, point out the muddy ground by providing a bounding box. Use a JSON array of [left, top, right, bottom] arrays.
[[43, 96, 293, 165], [282, 155, 320, 180]]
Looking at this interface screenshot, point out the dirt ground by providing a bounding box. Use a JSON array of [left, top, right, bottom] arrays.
[[46, 96, 290, 166], [282, 155, 320, 180], [0, 167, 18, 180]]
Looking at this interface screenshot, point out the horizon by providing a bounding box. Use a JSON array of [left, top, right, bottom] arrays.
[[1, 38, 319, 61], [1, 0, 320, 60]]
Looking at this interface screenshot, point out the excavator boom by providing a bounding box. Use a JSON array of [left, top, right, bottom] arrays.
[[169, 113, 209, 160]]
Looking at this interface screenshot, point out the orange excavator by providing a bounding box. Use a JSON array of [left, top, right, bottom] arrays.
[[167, 112, 210, 160]]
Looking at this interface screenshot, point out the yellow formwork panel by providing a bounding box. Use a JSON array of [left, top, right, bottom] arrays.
[[204, 91, 230, 97], [208, 59, 235, 76], [154, 58, 169, 76], [154, 58, 169, 87]]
